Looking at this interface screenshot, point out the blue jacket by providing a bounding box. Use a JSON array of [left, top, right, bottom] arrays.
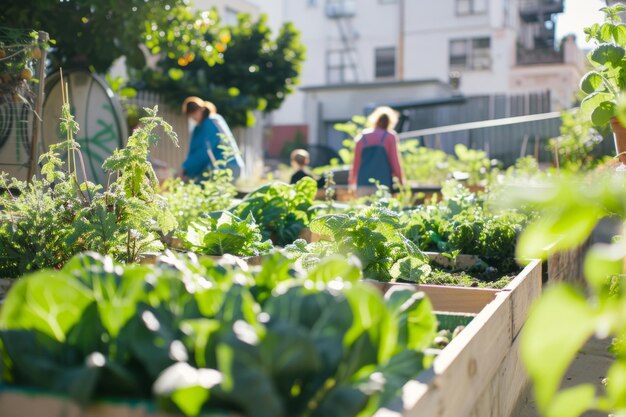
[[182, 118, 223, 179], [211, 114, 245, 178]]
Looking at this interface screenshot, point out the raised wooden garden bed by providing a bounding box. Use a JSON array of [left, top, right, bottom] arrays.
[[0, 260, 541, 417], [373, 259, 542, 417]]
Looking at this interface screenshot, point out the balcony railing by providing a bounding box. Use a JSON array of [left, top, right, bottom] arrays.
[[326, 0, 357, 18], [517, 46, 563, 65], [519, 0, 564, 19]]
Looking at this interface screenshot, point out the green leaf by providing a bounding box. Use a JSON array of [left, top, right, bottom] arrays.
[[344, 284, 397, 364], [310, 386, 368, 417], [521, 285, 597, 412], [0, 271, 93, 342], [91, 266, 147, 337], [154, 362, 222, 417], [601, 23, 615, 42], [614, 24, 626, 45], [168, 68, 184, 80], [180, 319, 221, 368], [584, 243, 624, 294], [172, 385, 210, 417], [545, 385, 596, 417], [592, 101, 616, 126], [384, 289, 437, 351], [307, 256, 362, 284], [309, 214, 354, 238], [516, 205, 601, 260], [389, 257, 431, 283], [119, 87, 137, 98], [355, 349, 425, 414], [590, 43, 625, 67], [580, 71, 605, 94], [605, 360, 626, 409], [581, 92, 614, 122]]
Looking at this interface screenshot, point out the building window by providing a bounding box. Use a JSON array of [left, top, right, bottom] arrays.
[[379, 0, 398, 3], [456, 0, 487, 15], [449, 37, 491, 70], [327, 50, 348, 84], [307, 0, 317, 7], [375, 47, 396, 78]]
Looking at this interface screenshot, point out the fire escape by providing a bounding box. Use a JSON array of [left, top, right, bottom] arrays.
[[325, 0, 359, 83], [517, 0, 565, 65]]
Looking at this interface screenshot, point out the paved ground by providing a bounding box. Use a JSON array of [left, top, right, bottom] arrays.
[[514, 337, 614, 417]]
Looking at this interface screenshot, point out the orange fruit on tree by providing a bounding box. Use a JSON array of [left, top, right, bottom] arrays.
[[20, 68, 32, 80], [31, 47, 42, 60]]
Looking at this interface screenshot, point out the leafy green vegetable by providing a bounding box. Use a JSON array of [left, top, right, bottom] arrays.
[[184, 211, 272, 256], [231, 177, 317, 246], [161, 169, 236, 232], [0, 251, 438, 417], [403, 181, 526, 273], [287, 205, 431, 282]]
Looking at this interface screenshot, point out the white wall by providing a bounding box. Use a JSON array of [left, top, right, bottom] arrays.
[[193, 0, 260, 16], [267, 0, 584, 129]]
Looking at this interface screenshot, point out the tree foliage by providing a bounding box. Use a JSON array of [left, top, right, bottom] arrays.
[[139, 13, 305, 127], [0, 0, 221, 73]]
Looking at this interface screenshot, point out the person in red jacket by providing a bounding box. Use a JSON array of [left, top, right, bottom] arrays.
[[349, 106, 404, 196]]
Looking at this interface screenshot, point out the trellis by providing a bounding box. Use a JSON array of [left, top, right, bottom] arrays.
[[0, 28, 48, 180]]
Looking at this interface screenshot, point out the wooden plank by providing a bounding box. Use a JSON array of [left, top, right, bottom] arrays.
[[400, 290, 513, 417], [501, 259, 542, 337], [366, 281, 499, 314], [374, 260, 542, 417], [468, 334, 528, 417]]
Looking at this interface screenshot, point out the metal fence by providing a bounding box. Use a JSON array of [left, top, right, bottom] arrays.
[[398, 111, 615, 167]]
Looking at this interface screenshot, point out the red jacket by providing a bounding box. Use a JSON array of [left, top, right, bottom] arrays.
[[349, 127, 404, 187]]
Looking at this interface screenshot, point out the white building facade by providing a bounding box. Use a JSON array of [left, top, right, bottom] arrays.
[[264, 0, 586, 151]]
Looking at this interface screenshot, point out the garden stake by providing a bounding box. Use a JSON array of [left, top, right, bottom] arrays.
[[27, 31, 49, 180]]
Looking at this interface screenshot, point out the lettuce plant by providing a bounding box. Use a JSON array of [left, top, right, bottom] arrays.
[[183, 210, 272, 256]]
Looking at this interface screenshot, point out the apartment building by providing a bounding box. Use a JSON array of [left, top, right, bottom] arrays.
[[265, 0, 586, 151]]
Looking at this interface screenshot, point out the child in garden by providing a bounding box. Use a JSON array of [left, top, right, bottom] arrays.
[[290, 149, 314, 184]]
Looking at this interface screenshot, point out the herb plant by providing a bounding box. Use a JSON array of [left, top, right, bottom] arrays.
[[231, 177, 317, 246], [0, 251, 438, 417], [161, 169, 236, 232], [0, 85, 177, 276], [579, 3, 626, 127], [183, 210, 272, 256]]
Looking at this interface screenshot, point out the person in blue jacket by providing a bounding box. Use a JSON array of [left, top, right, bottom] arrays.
[[180, 96, 244, 181]]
